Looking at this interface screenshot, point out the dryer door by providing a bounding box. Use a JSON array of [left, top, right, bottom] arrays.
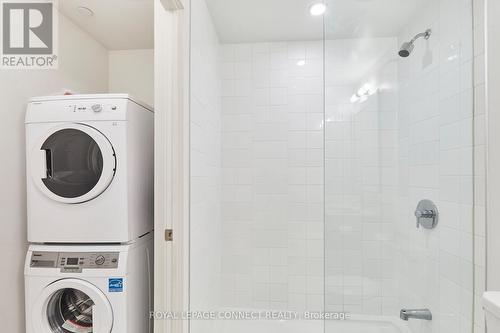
[[33, 279, 114, 333], [30, 123, 116, 204]]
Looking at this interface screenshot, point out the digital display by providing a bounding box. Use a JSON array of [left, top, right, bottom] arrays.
[[66, 258, 78, 265]]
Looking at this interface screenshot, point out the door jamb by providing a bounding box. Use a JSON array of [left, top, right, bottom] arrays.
[[154, 1, 189, 333]]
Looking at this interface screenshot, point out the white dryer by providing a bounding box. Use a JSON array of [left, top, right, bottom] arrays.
[[25, 94, 153, 243], [25, 233, 153, 333]]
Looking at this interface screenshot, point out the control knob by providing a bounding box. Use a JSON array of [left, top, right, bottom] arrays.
[[91, 104, 103, 113], [95, 255, 105, 265]]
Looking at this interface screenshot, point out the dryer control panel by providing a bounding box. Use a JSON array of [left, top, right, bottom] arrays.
[[30, 251, 119, 271], [66, 103, 119, 114]]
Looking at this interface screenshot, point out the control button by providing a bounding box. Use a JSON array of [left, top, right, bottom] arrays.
[[95, 255, 105, 265], [92, 104, 103, 113], [111, 106, 117, 110]]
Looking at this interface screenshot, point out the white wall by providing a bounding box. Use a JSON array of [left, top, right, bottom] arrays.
[[189, 0, 222, 332], [0, 14, 108, 333], [109, 49, 154, 106]]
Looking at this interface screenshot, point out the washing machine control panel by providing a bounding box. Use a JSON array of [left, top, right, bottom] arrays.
[[30, 251, 119, 271]]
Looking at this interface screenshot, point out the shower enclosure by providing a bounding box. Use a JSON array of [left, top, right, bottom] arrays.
[[189, 0, 475, 332]]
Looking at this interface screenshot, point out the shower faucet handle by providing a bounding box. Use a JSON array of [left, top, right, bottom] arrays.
[[414, 209, 435, 219], [414, 199, 438, 229]]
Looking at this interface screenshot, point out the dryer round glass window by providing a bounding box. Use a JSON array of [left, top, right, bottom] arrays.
[[31, 123, 116, 204], [46, 288, 95, 333], [41, 129, 104, 198]]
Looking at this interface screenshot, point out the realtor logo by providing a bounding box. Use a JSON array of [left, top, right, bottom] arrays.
[[1, 0, 58, 69]]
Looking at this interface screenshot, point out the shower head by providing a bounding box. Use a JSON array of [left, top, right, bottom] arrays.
[[398, 29, 432, 58], [398, 42, 414, 58]]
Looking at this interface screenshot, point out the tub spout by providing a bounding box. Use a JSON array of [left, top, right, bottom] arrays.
[[400, 309, 432, 321]]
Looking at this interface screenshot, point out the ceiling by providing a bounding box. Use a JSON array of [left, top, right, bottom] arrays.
[[205, 0, 426, 43], [205, 0, 323, 44], [58, 0, 426, 48], [324, 0, 423, 39], [59, 0, 154, 50]]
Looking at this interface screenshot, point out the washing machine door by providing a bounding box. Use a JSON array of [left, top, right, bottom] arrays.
[[33, 279, 113, 333], [30, 123, 116, 204]]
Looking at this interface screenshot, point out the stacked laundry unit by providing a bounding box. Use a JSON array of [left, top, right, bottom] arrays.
[[24, 94, 154, 333]]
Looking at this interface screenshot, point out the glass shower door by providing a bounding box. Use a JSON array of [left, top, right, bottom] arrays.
[[188, 0, 475, 332], [323, 0, 475, 332]]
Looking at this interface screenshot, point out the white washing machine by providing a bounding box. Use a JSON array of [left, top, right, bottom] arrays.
[[25, 233, 153, 333], [25, 94, 153, 243]]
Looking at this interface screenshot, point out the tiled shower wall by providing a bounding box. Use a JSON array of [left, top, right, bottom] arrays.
[[219, 41, 325, 311], [190, 0, 222, 327], [217, 20, 478, 326], [322, 2, 480, 332], [395, 1, 476, 333], [323, 38, 400, 315], [218, 38, 402, 313]]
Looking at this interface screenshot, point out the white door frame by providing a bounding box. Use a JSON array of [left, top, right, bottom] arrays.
[[154, 0, 189, 333]]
